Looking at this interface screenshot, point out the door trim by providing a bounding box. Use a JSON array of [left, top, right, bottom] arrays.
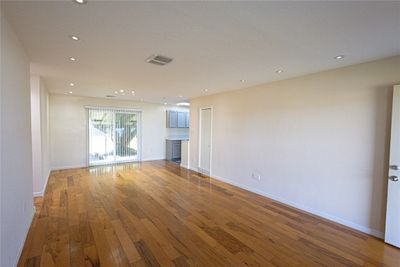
[[385, 84, 400, 247], [198, 106, 213, 176]]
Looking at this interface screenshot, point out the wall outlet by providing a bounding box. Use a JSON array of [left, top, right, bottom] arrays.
[[251, 172, 261, 181]]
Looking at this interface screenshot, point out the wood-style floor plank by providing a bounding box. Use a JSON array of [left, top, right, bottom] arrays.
[[18, 160, 400, 267]]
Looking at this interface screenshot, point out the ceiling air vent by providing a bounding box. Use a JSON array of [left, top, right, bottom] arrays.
[[146, 54, 173, 66], [106, 95, 116, 98]]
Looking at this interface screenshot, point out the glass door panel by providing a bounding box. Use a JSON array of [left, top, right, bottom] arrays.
[[88, 108, 140, 166], [115, 112, 138, 162], [88, 109, 115, 165]]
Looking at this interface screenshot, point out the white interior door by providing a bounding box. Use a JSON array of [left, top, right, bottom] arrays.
[[385, 85, 400, 248], [199, 108, 212, 174]]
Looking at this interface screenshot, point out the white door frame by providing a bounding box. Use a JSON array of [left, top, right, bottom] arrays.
[[198, 106, 213, 176], [385, 85, 400, 248]]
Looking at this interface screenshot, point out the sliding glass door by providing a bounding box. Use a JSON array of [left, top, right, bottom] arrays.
[[88, 108, 140, 166]]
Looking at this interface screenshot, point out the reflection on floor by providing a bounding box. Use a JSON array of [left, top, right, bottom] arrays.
[[170, 158, 181, 164], [18, 160, 400, 267]]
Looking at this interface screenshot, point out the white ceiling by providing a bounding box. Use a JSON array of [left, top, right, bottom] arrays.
[[3, 0, 400, 104]]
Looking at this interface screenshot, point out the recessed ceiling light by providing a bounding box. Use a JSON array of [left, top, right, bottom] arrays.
[[164, 102, 167, 105], [114, 91, 118, 94], [131, 91, 135, 94], [204, 89, 208, 92], [334, 55, 345, 60], [73, 0, 87, 4], [275, 69, 284, 74], [119, 89, 124, 93], [69, 57, 76, 61], [69, 82, 74, 86], [69, 35, 80, 41], [240, 79, 245, 83], [69, 91, 73, 94], [179, 95, 183, 98]]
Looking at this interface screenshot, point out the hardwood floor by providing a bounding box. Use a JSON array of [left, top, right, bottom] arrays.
[[18, 160, 399, 267]]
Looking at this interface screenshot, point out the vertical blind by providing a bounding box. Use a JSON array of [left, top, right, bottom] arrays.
[[87, 107, 141, 166]]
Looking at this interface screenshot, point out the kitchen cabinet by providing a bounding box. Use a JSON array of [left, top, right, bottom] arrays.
[[177, 112, 186, 128], [167, 110, 178, 128], [166, 110, 189, 128], [166, 140, 182, 160], [172, 141, 181, 158], [185, 113, 189, 127]]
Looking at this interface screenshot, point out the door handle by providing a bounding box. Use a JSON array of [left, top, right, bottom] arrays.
[[390, 165, 400, 170], [389, 176, 399, 182]]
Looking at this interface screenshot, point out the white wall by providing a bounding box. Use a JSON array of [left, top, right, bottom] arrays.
[[30, 76, 41, 194], [40, 79, 50, 193], [31, 75, 50, 196], [49, 95, 188, 169], [189, 56, 400, 237], [0, 11, 35, 267]]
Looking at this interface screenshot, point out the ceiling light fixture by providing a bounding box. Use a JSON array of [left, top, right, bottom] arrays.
[[131, 91, 135, 94], [177, 102, 190, 106], [240, 79, 245, 83], [334, 55, 345, 60], [69, 35, 80, 41], [275, 69, 284, 74], [114, 91, 118, 94], [119, 89, 124, 93], [73, 0, 87, 4], [204, 89, 208, 92], [69, 91, 73, 94], [164, 102, 167, 105], [69, 82, 74, 86], [69, 57, 76, 61], [179, 95, 183, 98]]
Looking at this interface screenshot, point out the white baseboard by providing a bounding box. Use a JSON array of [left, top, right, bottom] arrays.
[[15, 206, 35, 266], [141, 157, 165, 162], [33, 168, 51, 197], [48, 161, 385, 238], [188, 166, 198, 172], [51, 164, 87, 171], [180, 163, 189, 169], [206, 173, 384, 239], [33, 191, 43, 197]]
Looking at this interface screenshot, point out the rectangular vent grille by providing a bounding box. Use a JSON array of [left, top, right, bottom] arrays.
[[146, 54, 173, 66]]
